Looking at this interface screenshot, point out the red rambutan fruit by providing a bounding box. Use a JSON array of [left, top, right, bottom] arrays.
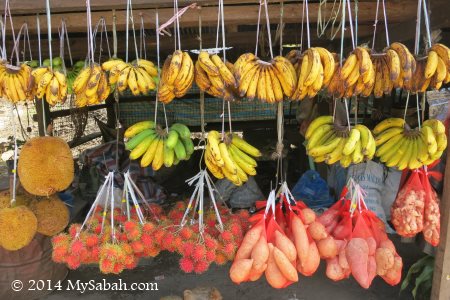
[[142, 222, 156, 234], [229, 223, 243, 236], [68, 224, 81, 238], [168, 210, 184, 222], [93, 224, 102, 234], [173, 236, 183, 253], [174, 201, 186, 210], [220, 230, 233, 242], [144, 246, 160, 257], [125, 256, 138, 269], [153, 229, 165, 245], [181, 241, 195, 257], [52, 246, 68, 263], [85, 234, 99, 248], [214, 252, 228, 265], [131, 241, 144, 253], [118, 233, 128, 242], [126, 228, 142, 241], [90, 246, 100, 261], [112, 263, 124, 274], [99, 258, 114, 274], [205, 250, 216, 263], [161, 232, 175, 251], [206, 219, 216, 228], [121, 243, 133, 255], [222, 243, 237, 260], [204, 236, 218, 251], [140, 233, 153, 247], [70, 240, 85, 255], [192, 244, 206, 261], [52, 233, 70, 247], [194, 260, 210, 274], [123, 220, 138, 232], [179, 257, 194, 273], [179, 227, 194, 240], [66, 255, 81, 270]]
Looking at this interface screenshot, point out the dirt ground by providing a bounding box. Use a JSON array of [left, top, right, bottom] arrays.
[[43, 235, 423, 300]]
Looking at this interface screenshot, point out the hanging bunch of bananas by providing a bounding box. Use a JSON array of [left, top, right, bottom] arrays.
[[205, 131, 261, 186], [326, 46, 375, 98], [157, 50, 194, 104], [233, 52, 296, 102], [125, 120, 194, 170], [287, 47, 337, 100], [374, 118, 447, 169], [67, 60, 90, 94], [72, 64, 109, 107], [0, 63, 34, 103], [195, 51, 239, 101], [31, 66, 68, 105], [386, 42, 416, 91], [102, 58, 157, 95], [305, 116, 376, 167]]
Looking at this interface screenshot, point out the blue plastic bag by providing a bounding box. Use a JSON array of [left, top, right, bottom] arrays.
[[291, 170, 333, 208]]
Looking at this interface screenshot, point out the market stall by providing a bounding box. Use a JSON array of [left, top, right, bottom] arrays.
[[0, 0, 449, 299]]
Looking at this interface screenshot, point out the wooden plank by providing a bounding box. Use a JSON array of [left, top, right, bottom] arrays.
[[8, 1, 417, 34], [431, 146, 450, 300], [68, 132, 102, 148]]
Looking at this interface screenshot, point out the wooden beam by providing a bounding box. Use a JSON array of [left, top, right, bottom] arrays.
[[431, 145, 450, 300], [8, 1, 416, 34]]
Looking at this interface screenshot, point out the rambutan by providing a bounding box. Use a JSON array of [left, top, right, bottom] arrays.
[[206, 219, 216, 228], [90, 246, 100, 261], [168, 210, 183, 222], [85, 234, 99, 248], [51, 233, 70, 247], [124, 256, 138, 269], [194, 260, 210, 274], [229, 223, 243, 236], [52, 246, 68, 263], [70, 239, 85, 255], [99, 258, 114, 274], [222, 243, 237, 260], [173, 236, 183, 253], [94, 206, 103, 213], [123, 220, 138, 232], [181, 241, 195, 257], [68, 224, 81, 238], [121, 243, 133, 255], [220, 230, 233, 242], [205, 250, 216, 263], [179, 257, 194, 273], [161, 232, 175, 251], [127, 228, 142, 241], [142, 222, 155, 233], [79, 248, 90, 262], [131, 241, 144, 253], [118, 233, 128, 242], [144, 246, 160, 257], [140, 233, 153, 247], [65, 255, 81, 270], [93, 224, 102, 234], [192, 244, 206, 261], [174, 201, 186, 210], [214, 252, 228, 265], [153, 229, 165, 245], [179, 227, 194, 240]]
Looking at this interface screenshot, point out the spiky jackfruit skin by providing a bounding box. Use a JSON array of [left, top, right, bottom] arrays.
[[29, 195, 69, 236], [18, 136, 74, 196], [0, 205, 37, 251]]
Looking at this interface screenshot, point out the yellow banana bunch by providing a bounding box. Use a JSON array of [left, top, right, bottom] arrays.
[[30, 65, 67, 105], [373, 118, 447, 169], [205, 130, 261, 185], [194, 51, 239, 101], [157, 51, 194, 104], [72, 64, 110, 107], [125, 121, 194, 170], [415, 44, 450, 91], [0, 63, 34, 103], [234, 52, 296, 102], [388, 42, 416, 90], [305, 115, 376, 167], [102, 58, 157, 96]]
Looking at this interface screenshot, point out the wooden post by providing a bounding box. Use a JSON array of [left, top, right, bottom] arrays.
[[35, 98, 51, 136], [431, 148, 450, 299]]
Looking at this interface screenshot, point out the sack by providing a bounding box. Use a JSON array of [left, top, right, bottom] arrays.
[[292, 170, 333, 208], [215, 177, 263, 209]]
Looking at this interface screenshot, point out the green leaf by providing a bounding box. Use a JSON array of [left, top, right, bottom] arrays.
[[412, 264, 434, 299], [400, 255, 434, 292]]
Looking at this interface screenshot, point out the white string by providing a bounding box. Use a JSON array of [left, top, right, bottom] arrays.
[[421, 0, 432, 49], [346, 0, 355, 50], [403, 92, 410, 126], [414, 0, 422, 55], [263, 0, 274, 59], [416, 93, 421, 129], [10, 105, 17, 205], [154, 11, 161, 125], [344, 98, 351, 130], [127, 0, 141, 62], [86, 0, 94, 64], [339, 0, 347, 67], [305, 0, 311, 49], [255, 1, 262, 56], [45, 0, 53, 69], [354, 0, 358, 45], [371, 0, 380, 50], [381, 0, 390, 46], [300, 0, 305, 52]]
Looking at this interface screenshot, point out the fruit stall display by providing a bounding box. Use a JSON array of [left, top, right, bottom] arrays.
[[0, 0, 449, 298]]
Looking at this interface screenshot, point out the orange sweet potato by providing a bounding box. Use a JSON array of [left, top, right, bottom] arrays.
[[251, 235, 270, 273], [326, 257, 346, 281], [308, 221, 328, 241], [346, 238, 369, 289], [317, 236, 338, 259], [375, 247, 395, 276], [382, 256, 403, 286], [265, 243, 288, 288], [230, 258, 253, 284], [291, 215, 309, 265], [275, 230, 297, 262], [302, 208, 316, 225], [273, 246, 299, 282], [249, 265, 266, 281], [297, 241, 320, 276], [235, 224, 263, 259], [379, 239, 396, 252]]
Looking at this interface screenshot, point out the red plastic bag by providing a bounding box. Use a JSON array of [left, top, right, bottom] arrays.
[[391, 170, 425, 237], [420, 169, 441, 246]]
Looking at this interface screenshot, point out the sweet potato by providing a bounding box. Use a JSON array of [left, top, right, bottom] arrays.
[[291, 215, 309, 265], [366, 237, 377, 256], [265, 244, 288, 288], [317, 236, 338, 259], [308, 221, 328, 241], [251, 235, 269, 272], [346, 238, 369, 288], [382, 256, 403, 286], [319, 209, 339, 227], [274, 230, 297, 262], [297, 241, 320, 276], [379, 239, 396, 252], [325, 219, 339, 234], [249, 266, 266, 281], [235, 224, 263, 259], [326, 257, 346, 281], [302, 208, 316, 225], [273, 246, 299, 282], [338, 246, 349, 270], [230, 258, 253, 284], [366, 256, 377, 289], [375, 247, 395, 276]]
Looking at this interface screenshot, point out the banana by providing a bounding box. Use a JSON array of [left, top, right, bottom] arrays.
[[436, 132, 448, 152], [307, 61, 324, 98], [205, 147, 225, 179], [130, 136, 156, 160], [137, 59, 158, 77], [102, 58, 124, 71], [219, 143, 237, 174], [385, 137, 409, 166], [72, 67, 91, 93], [174, 52, 194, 93], [166, 50, 184, 85], [305, 116, 334, 140], [140, 138, 160, 167], [352, 139, 364, 164], [423, 119, 446, 134], [408, 137, 422, 169], [340, 54, 358, 80], [234, 53, 256, 80], [135, 68, 151, 94], [195, 60, 212, 91], [235, 162, 249, 183], [166, 130, 179, 149], [375, 127, 404, 146], [163, 144, 175, 167], [304, 48, 321, 87], [198, 51, 220, 76], [325, 138, 345, 164], [264, 66, 276, 103], [207, 131, 224, 166], [355, 47, 372, 76], [342, 128, 361, 155], [230, 147, 257, 176], [36, 71, 53, 98], [340, 154, 353, 168], [117, 66, 131, 92], [306, 124, 334, 150], [373, 118, 405, 135], [365, 132, 377, 159], [109, 61, 129, 85], [386, 49, 401, 81], [127, 68, 140, 96], [421, 125, 438, 155], [315, 47, 336, 86], [211, 54, 236, 87], [257, 67, 267, 102], [125, 121, 155, 138], [397, 138, 415, 170], [151, 139, 165, 171], [229, 144, 258, 167], [376, 134, 405, 158], [354, 124, 371, 155], [245, 65, 261, 100], [126, 129, 156, 150], [181, 137, 195, 156], [239, 63, 259, 97], [345, 62, 360, 88], [424, 50, 439, 79], [230, 134, 261, 157], [309, 136, 342, 157], [221, 165, 241, 186], [272, 56, 296, 97], [390, 42, 412, 71]]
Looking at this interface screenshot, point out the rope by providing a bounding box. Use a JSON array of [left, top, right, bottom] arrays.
[[354, 0, 358, 45], [36, 14, 42, 65], [9, 105, 18, 206], [305, 0, 311, 49], [339, 0, 346, 67], [414, 0, 422, 55], [262, 0, 274, 59], [371, 0, 380, 50], [344, 98, 351, 130], [422, 0, 432, 49], [402, 92, 411, 127], [112, 10, 117, 58], [381, 0, 390, 46], [86, 0, 94, 64], [346, 0, 355, 50], [154, 11, 161, 125], [300, 0, 305, 52], [127, 0, 141, 62], [279, 1, 283, 55]]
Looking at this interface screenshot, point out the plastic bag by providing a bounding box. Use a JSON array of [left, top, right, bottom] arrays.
[[391, 170, 425, 237], [291, 170, 333, 208]]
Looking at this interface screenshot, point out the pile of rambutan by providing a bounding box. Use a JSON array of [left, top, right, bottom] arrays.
[[149, 201, 251, 274]]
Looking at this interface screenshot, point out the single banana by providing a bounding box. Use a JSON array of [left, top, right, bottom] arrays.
[[342, 128, 361, 156]]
